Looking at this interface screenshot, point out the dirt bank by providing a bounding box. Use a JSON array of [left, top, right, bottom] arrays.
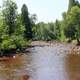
[[31, 41, 65, 46]]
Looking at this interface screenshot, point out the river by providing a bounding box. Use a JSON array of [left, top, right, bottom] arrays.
[[0, 44, 80, 80]]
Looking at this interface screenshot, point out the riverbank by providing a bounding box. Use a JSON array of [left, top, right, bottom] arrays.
[[31, 41, 65, 46], [30, 41, 75, 48], [0, 40, 79, 60], [31, 41, 80, 53]]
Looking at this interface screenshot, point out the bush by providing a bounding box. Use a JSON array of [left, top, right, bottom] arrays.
[[11, 35, 26, 49], [1, 39, 16, 50], [0, 35, 27, 51]]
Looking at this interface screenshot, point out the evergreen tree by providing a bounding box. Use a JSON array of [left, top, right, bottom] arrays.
[[21, 4, 32, 40], [68, 0, 75, 11], [68, 0, 80, 11], [75, 0, 80, 7]]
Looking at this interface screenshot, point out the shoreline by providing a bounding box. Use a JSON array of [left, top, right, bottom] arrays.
[[0, 41, 79, 60]]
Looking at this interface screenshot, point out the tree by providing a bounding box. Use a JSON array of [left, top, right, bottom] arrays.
[[33, 22, 58, 41], [75, 0, 80, 7], [64, 6, 80, 44], [68, 0, 75, 11], [2, 0, 17, 35], [54, 20, 61, 40], [15, 14, 25, 36], [47, 22, 56, 40], [30, 14, 37, 26], [21, 4, 32, 40], [30, 14, 37, 39], [0, 0, 27, 54], [68, 0, 80, 11]]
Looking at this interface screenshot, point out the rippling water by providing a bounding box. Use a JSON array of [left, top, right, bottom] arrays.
[[0, 44, 80, 80]]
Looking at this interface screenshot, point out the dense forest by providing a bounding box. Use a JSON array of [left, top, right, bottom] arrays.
[[0, 0, 80, 56]]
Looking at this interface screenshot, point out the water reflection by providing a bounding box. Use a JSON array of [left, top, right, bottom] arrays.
[[66, 53, 80, 80], [0, 54, 32, 80]]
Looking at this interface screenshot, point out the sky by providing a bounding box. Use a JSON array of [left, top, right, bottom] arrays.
[[0, 0, 69, 22]]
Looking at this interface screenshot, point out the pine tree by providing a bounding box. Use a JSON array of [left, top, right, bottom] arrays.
[[75, 0, 80, 7], [21, 4, 32, 40]]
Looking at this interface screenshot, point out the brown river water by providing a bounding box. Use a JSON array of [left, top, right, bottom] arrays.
[[0, 44, 80, 80]]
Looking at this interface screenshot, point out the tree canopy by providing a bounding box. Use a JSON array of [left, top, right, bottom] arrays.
[[21, 4, 32, 40]]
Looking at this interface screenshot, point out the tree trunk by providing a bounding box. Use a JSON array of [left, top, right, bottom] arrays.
[[77, 38, 80, 46]]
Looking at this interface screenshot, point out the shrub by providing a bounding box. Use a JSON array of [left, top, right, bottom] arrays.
[[0, 35, 27, 51], [1, 39, 16, 50]]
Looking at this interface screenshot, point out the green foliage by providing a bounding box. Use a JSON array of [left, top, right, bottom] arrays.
[[0, 35, 26, 50], [2, 0, 17, 35], [64, 25, 76, 40], [68, 0, 80, 11], [54, 20, 61, 40], [0, 0, 28, 52], [64, 6, 80, 42], [33, 21, 62, 41], [10, 35, 26, 49], [68, 0, 75, 11], [21, 4, 32, 40], [1, 39, 16, 50], [0, 0, 80, 54], [75, 0, 80, 7]]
